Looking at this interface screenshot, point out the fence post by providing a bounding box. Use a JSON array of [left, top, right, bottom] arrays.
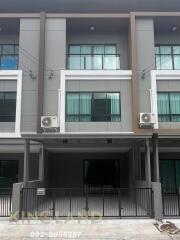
[[12, 183, 23, 220], [151, 189, 154, 218], [102, 188, 104, 217], [151, 182, 163, 220], [70, 190, 72, 217], [52, 189, 56, 219], [85, 188, 89, 217], [9, 189, 12, 215], [118, 189, 121, 218], [19, 189, 23, 220], [135, 188, 138, 217]]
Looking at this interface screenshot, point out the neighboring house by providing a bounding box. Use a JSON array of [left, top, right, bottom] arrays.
[[0, 0, 180, 219]]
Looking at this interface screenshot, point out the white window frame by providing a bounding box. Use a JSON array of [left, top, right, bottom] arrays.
[[151, 70, 180, 129], [0, 70, 22, 138], [59, 70, 132, 133]]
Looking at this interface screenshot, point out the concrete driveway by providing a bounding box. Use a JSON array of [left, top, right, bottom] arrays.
[[0, 218, 180, 240]]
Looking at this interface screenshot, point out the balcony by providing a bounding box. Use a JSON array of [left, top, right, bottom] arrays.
[[67, 54, 120, 70], [154, 17, 180, 70], [155, 45, 180, 70]]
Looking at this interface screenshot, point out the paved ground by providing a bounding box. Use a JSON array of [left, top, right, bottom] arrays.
[[0, 218, 180, 240]]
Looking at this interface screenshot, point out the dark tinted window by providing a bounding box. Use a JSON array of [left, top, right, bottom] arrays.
[[66, 92, 120, 122], [0, 92, 16, 122]]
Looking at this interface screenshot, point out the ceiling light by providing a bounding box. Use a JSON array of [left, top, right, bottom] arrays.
[[172, 26, 178, 31], [90, 25, 95, 31]]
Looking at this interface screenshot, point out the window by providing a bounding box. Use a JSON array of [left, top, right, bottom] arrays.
[[155, 45, 180, 70], [160, 160, 180, 191], [68, 44, 120, 70], [0, 92, 16, 122], [0, 160, 18, 188], [0, 45, 19, 70], [157, 92, 180, 122], [84, 159, 120, 189], [66, 92, 121, 122]]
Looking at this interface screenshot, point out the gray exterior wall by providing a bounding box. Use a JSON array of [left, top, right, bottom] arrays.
[[19, 18, 40, 133], [44, 19, 66, 115], [136, 18, 155, 114], [67, 32, 130, 70], [19, 18, 66, 132], [2, 17, 180, 134], [65, 79, 132, 132]]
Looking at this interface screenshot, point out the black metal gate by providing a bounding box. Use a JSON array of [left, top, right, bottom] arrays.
[[20, 188, 152, 219], [0, 188, 12, 217], [162, 188, 180, 217]]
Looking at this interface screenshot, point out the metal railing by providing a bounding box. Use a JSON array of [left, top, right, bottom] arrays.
[[162, 188, 180, 217], [67, 54, 120, 70], [0, 188, 12, 217], [20, 188, 152, 219]]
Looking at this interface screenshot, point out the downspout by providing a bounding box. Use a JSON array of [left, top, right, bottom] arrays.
[[130, 13, 139, 133], [37, 12, 46, 133]]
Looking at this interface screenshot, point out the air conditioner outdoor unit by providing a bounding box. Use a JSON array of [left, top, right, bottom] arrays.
[[139, 113, 156, 128], [41, 116, 59, 129]]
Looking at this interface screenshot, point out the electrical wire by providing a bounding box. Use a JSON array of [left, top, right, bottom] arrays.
[[10, 44, 178, 79]]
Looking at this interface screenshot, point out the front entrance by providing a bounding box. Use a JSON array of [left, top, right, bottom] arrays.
[[84, 159, 120, 189], [19, 149, 152, 218], [160, 159, 180, 216], [160, 159, 180, 190]]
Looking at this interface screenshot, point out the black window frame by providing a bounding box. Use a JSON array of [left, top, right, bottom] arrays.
[[157, 92, 180, 122], [0, 44, 19, 70], [0, 91, 16, 122], [66, 91, 121, 122], [155, 44, 180, 70], [67, 44, 120, 70]]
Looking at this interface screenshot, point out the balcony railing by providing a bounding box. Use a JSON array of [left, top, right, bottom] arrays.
[[67, 54, 120, 70]]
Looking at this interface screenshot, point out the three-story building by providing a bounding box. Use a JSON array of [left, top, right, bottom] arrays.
[[0, 0, 180, 219]]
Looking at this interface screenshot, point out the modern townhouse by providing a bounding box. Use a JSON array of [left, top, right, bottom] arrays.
[[0, 0, 180, 219]]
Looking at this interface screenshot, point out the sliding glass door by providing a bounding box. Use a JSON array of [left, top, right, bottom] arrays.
[[160, 160, 180, 191]]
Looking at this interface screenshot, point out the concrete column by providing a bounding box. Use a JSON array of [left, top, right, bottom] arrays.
[[19, 18, 41, 133], [152, 134, 160, 182], [39, 145, 44, 182], [151, 182, 163, 220], [11, 183, 23, 218], [135, 143, 141, 181], [136, 18, 155, 113], [145, 138, 151, 188], [23, 139, 30, 186]]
